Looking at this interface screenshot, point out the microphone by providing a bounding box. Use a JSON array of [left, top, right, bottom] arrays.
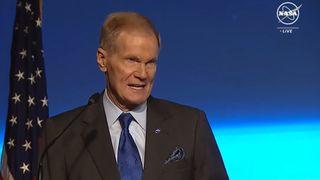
[[36, 93, 100, 180]]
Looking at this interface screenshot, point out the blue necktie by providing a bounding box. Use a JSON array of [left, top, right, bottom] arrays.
[[117, 113, 143, 180]]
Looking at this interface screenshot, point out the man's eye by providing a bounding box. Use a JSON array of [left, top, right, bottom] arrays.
[[146, 61, 157, 68], [148, 60, 157, 65], [126, 58, 137, 63]]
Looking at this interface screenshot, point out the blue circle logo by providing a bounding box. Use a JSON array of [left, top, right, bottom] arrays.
[[277, 2, 302, 25]]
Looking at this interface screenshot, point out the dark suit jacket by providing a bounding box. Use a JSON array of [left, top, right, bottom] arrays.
[[42, 94, 228, 180]]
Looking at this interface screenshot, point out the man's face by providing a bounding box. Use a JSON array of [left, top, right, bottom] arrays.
[[97, 31, 159, 111]]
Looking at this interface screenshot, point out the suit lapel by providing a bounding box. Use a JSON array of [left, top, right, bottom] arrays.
[[143, 97, 173, 180], [80, 94, 120, 180]]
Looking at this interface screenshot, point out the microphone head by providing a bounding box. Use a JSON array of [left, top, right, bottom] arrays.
[[88, 93, 100, 105]]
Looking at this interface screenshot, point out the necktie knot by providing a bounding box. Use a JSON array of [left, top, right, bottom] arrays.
[[118, 113, 133, 130]]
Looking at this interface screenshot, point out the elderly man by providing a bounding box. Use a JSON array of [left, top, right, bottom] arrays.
[[41, 12, 228, 180]]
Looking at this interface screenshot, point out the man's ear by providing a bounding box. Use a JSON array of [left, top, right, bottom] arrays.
[[97, 48, 108, 72]]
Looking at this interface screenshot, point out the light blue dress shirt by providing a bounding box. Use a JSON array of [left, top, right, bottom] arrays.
[[102, 90, 147, 167]]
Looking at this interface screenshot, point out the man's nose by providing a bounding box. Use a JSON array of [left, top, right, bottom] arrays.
[[135, 64, 147, 80]]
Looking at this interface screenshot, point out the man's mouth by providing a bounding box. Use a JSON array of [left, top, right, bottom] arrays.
[[128, 83, 146, 90]]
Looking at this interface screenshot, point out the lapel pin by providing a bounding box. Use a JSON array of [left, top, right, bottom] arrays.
[[155, 128, 161, 134]]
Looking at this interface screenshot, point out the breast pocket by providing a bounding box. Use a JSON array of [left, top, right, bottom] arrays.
[[161, 160, 192, 180]]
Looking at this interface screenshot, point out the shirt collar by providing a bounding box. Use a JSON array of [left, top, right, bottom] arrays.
[[103, 89, 147, 130]]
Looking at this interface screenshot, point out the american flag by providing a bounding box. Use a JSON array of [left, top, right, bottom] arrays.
[[1, 0, 48, 179]]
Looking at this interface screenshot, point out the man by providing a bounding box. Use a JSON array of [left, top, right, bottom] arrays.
[[41, 12, 228, 180]]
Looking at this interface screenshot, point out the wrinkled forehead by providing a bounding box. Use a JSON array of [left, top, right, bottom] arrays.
[[116, 26, 159, 44], [114, 29, 159, 50]]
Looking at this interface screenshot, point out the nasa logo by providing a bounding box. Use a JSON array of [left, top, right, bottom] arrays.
[[277, 2, 302, 25]]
